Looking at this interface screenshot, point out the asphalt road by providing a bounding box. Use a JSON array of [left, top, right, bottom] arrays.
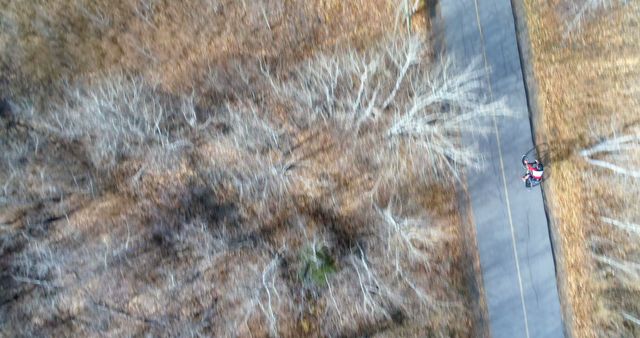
[[439, 0, 564, 337]]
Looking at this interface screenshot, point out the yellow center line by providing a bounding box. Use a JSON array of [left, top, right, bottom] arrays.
[[471, 0, 531, 337]]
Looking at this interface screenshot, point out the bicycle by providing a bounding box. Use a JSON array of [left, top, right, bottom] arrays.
[[521, 154, 544, 188]]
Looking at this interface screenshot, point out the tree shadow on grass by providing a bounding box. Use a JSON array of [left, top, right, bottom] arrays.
[[533, 117, 640, 183]]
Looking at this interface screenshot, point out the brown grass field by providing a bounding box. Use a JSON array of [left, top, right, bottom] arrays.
[[0, 0, 489, 336], [524, 0, 640, 336], [0, 0, 401, 99]]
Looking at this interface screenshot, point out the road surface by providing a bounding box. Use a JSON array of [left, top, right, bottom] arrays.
[[439, 0, 565, 337]]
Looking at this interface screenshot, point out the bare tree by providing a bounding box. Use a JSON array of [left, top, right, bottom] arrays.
[[272, 35, 511, 184], [25, 74, 206, 186], [580, 132, 640, 177], [561, 0, 629, 36], [582, 127, 640, 336], [2, 28, 488, 337]]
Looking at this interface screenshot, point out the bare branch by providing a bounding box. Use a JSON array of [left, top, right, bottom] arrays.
[[581, 134, 640, 177], [593, 254, 640, 280], [602, 217, 640, 236], [622, 312, 640, 327], [562, 0, 627, 36]]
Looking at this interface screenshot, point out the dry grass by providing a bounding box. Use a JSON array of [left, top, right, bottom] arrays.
[[524, 0, 640, 336], [0, 1, 494, 336], [0, 0, 402, 100]]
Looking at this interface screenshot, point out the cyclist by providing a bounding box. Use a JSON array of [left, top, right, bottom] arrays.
[[522, 159, 544, 187]]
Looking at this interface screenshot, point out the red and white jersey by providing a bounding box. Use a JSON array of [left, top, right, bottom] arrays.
[[526, 163, 543, 179], [530, 169, 543, 179]]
